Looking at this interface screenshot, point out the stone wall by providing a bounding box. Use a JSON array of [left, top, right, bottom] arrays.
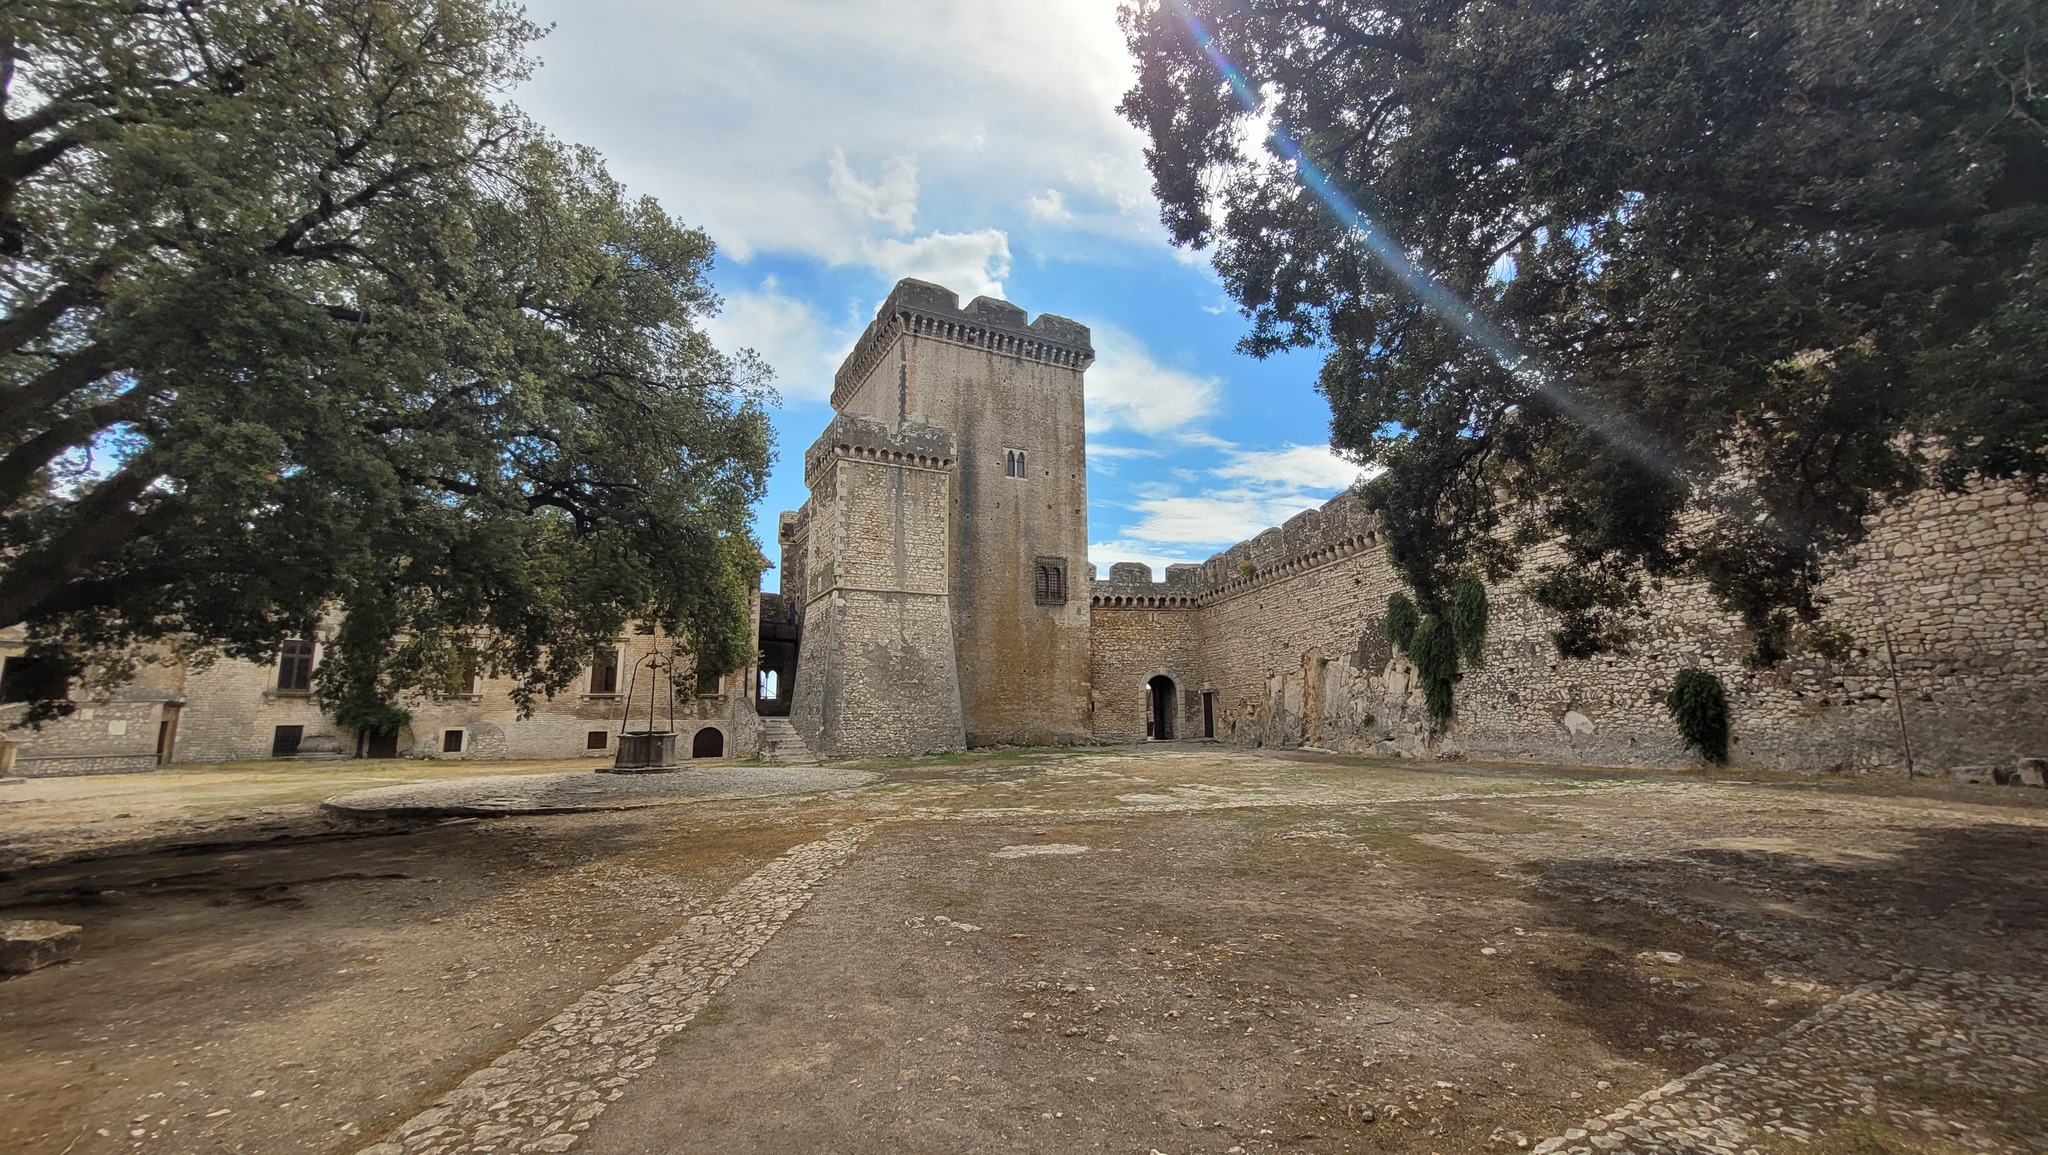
[[1089, 482, 2047, 775], [823, 280, 1095, 747], [788, 415, 965, 757], [1088, 563, 1204, 742]]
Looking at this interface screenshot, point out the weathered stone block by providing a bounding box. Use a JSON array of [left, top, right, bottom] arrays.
[[1, 919, 81, 974], [1950, 765, 1996, 785], [2014, 757, 2047, 788]]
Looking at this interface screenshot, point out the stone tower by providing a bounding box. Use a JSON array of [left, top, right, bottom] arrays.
[[783, 279, 1094, 756]]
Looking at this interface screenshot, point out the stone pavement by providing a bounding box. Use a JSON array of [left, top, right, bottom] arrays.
[[323, 765, 876, 818], [1533, 968, 2048, 1154], [357, 826, 870, 1155]]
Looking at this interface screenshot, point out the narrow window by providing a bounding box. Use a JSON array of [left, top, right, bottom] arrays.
[[460, 667, 479, 696], [1005, 448, 1027, 478], [590, 648, 619, 694], [271, 725, 304, 757], [1032, 556, 1068, 606], [277, 639, 314, 692], [587, 729, 609, 750], [442, 729, 465, 754], [759, 669, 780, 700]]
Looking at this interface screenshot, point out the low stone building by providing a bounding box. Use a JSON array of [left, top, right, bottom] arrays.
[[0, 600, 764, 775]]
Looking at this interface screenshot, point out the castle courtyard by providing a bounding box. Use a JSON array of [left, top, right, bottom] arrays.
[[3, 749, 2044, 1155]]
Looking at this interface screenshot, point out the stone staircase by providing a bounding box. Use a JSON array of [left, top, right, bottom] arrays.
[[757, 717, 816, 764]]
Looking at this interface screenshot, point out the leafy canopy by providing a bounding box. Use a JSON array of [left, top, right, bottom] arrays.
[[1120, 0, 2047, 665], [0, 1, 772, 719]]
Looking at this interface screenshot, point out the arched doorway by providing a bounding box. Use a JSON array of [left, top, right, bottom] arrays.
[[691, 727, 725, 759], [1146, 675, 1176, 740]]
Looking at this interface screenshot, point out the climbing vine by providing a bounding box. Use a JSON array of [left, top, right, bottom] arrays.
[[1448, 576, 1489, 667], [1382, 581, 1489, 731], [1666, 667, 1731, 764], [1384, 592, 1420, 651]]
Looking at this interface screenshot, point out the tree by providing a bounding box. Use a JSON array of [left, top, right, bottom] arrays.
[[1, 1, 772, 722], [1120, 0, 2047, 669]]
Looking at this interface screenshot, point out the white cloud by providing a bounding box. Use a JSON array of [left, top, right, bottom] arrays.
[[1092, 442, 1369, 571], [1085, 325, 1220, 436], [701, 276, 858, 403], [1214, 444, 1364, 490], [1026, 188, 1072, 223], [517, 0, 1160, 263], [829, 148, 918, 234], [861, 229, 1012, 300], [1085, 442, 1160, 460]]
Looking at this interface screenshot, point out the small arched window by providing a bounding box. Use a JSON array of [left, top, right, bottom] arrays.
[[1005, 448, 1026, 478]]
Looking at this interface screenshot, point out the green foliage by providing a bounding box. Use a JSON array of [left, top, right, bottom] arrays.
[[1666, 668, 1731, 764], [0, 1, 770, 713], [330, 697, 412, 739], [1448, 576, 1489, 667], [1407, 615, 1459, 730], [1120, 0, 2046, 666], [1383, 592, 1420, 651]]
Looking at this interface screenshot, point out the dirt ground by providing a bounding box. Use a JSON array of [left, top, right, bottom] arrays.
[[3, 747, 2045, 1155]]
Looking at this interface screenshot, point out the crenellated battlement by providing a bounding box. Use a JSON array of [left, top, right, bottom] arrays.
[[830, 279, 1095, 410], [802, 414, 956, 487], [1090, 490, 1384, 608]]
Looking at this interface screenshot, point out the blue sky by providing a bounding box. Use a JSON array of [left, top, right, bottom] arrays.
[[516, 0, 1363, 579]]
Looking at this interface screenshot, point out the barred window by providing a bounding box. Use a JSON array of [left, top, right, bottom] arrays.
[[1033, 557, 1068, 606]]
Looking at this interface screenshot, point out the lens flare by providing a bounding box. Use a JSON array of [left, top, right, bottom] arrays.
[[1168, 0, 1677, 480]]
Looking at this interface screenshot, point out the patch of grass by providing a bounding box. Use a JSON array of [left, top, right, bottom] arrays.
[[659, 997, 732, 1052]]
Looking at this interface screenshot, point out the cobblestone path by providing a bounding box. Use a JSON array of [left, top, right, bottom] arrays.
[[1531, 964, 2048, 1153], [358, 826, 870, 1155]]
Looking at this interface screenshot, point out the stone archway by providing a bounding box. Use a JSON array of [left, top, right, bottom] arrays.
[[691, 727, 725, 759], [1147, 675, 1177, 740]]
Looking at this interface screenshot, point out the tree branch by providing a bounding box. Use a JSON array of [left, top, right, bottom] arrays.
[[0, 387, 159, 507], [0, 454, 161, 630], [0, 342, 115, 432]]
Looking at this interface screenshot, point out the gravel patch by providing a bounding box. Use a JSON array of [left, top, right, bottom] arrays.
[[322, 766, 878, 818]]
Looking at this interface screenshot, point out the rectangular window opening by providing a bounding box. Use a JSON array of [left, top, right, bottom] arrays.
[[590, 648, 619, 694], [1032, 556, 1068, 607], [271, 725, 304, 758], [442, 729, 465, 754], [277, 639, 315, 693], [587, 729, 609, 751]]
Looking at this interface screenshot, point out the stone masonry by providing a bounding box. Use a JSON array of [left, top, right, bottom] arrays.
[[785, 280, 1096, 756], [1089, 482, 2046, 775]]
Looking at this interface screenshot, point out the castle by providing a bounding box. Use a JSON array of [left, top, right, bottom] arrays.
[[4, 279, 2042, 777], [773, 279, 2047, 775]]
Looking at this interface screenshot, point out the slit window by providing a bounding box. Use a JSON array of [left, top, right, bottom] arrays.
[[1033, 557, 1068, 606], [277, 639, 314, 692], [1005, 449, 1026, 478]]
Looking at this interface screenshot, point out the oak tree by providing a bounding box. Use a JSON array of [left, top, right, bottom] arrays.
[[1120, 0, 2046, 672], [1, 1, 771, 721]]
